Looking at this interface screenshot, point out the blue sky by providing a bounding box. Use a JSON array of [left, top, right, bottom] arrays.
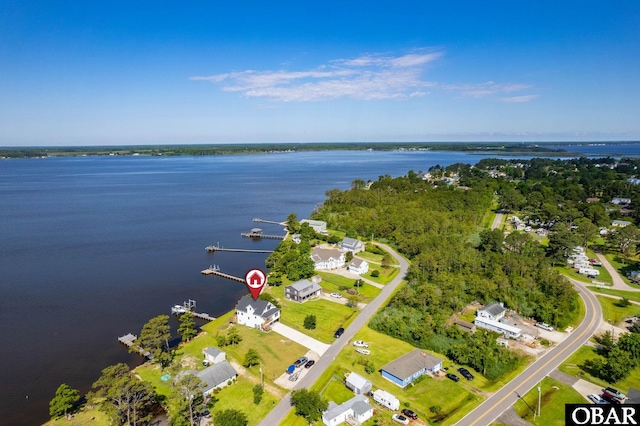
[[1, 1, 639, 145]]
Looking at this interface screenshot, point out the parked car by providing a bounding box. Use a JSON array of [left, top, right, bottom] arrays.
[[401, 408, 418, 420], [334, 327, 345, 338], [535, 322, 554, 331], [293, 356, 308, 368], [446, 373, 460, 382], [458, 367, 474, 380], [304, 360, 315, 369], [353, 340, 369, 348], [604, 387, 626, 400], [587, 394, 608, 404], [601, 392, 622, 404], [392, 414, 410, 425], [330, 292, 342, 298]]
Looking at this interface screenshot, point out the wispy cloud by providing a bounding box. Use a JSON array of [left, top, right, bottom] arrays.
[[500, 94, 540, 103], [191, 51, 537, 103]]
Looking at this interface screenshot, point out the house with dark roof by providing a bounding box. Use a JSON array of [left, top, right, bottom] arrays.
[[477, 302, 507, 322], [203, 347, 225, 365], [322, 394, 373, 426], [285, 279, 322, 303], [180, 361, 237, 397], [381, 349, 443, 388], [235, 295, 280, 331], [338, 237, 365, 254], [454, 319, 476, 333], [311, 247, 345, 270]]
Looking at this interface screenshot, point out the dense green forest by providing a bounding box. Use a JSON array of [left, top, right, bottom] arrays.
[[312, 157, 640, 379]]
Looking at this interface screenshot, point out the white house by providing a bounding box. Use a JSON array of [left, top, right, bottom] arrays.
[[474, 318, 521, 339], [477, 303, 507, 322], [311, 247, 345, 270], [203, 347, 226, 365], [180, 361, 238, 397], [301, 219, 328, 234], [322, 394, 374, 426], [612, 197, 631, 205], [612, 220, 632, 227], [348, 258, 369, 275], [338, 237, 365, 254], [345, 372, 372, 395], [235, 295, 280, 331]]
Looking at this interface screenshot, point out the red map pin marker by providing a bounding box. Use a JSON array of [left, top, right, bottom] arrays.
[[245, 269, 267, 300]]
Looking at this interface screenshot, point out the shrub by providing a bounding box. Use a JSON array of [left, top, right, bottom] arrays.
[[303, 315, 317, 330], [370, 270, 380, 277]]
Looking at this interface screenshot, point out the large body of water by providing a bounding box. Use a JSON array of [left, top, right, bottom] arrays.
[[1, 144, 638, 425]]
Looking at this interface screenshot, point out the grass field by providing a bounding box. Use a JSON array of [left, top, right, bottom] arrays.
[[559, 346, 640, 394], [589, 286, 640, 303], [316, 272, 381, 301], [605, 253, 640, 287], [44, 409, 110, 426], [513, 377, 586, 426], [279, 298, 359, 343], [597, 295, 640, 325]]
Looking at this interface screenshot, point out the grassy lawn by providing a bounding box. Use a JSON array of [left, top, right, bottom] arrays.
[[513, 377, 586, 426], [605, 253, 640, 287], [555, 266, 601, 285], [589, 286, 640, 303], [279, 298, 359, 343], [309, 326, 483, 425], [208, 377, 280, 426], [362, 266, 399, 285], [317, 272, 380, 301], [559, 346, 640, 394], [597, 295, 640, 325], [44, 409, 110, 426]]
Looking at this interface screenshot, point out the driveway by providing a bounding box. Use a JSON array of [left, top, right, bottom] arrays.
[[271, 322, 330, 356], [595, 252, 640, 291]]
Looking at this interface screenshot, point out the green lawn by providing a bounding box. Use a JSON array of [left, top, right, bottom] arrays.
[[559, 346, 640, 394], [362, 266, 399, 285], [597, 295, 640, 325], [279, 298, 359, 343], [317, 272, 381, 301], [605, 253, 640, 287], [513, 377, 586, 426], [44, 409, 111, 426], [208, 378, 280, 426], [555, 266, 601, 285], [589, 286, 640, 303]]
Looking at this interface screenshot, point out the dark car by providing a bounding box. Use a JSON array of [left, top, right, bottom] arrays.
[[334, 327, 345, 338], [304, 360, 315, 369], [401, 408, 418, 420], [446, 373, 460, 382], [601, 393, 622, 405], [458, 367, 474, 380]]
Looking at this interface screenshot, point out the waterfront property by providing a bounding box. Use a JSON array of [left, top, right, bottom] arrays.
[[181, 361, 238, 396], [311, 247, 345, 270], [322, 394, 374, 426], [345, 372, 372, 395], [285, 279, 322, 303], [473, 317, 522, 339], [301, 219, 328, 234], [203, 347, 226, 365], [381, 349, 443, 388], [235, 295, 280, 331], [348, 258, 369, 275]]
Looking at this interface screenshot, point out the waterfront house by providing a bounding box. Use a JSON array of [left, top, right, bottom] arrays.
[[474, 317, 522, 339], [311, 247, 345, 270], [477, 303, 507, 322], [179, 361, 237, 397], [348, 258, 369, 275], [322, 394, 373, 426], [381, 349, 443, 388], [301, 219, 328, 234], [338, 237, 365, 254], [285, 279, 322, 303], [235, 295, 280, 331], [345, 372, 372, 395]]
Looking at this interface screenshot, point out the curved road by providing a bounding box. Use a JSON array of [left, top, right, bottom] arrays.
[[258, 243, 409, 426], [454, 278, 602, 426]]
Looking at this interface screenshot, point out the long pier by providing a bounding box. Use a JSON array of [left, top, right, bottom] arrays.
[[253, 218, 286, 226], [205, 245, 274, 253], [241, 231, 285, 240], [201, 266, 245, 283]]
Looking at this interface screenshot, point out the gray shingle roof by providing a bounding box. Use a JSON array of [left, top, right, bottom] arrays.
[[235, 295, 278, 319], [323, 394, 371, 422], [381, 349, 442, 381], [197, 361, 237, 390], [479, 303, 506, 317], [287, 279, 322, 296], [204, 347, 223, 358]]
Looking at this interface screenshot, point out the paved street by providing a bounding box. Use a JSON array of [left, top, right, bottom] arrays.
[[258, 243, 409, 426]]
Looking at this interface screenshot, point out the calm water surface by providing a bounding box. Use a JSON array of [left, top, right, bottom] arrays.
[[0, 147, 637, 424]]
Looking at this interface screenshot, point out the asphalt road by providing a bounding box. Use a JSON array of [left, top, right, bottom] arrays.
[[454, 278, 602, 426], [258, 243, 409, 426]]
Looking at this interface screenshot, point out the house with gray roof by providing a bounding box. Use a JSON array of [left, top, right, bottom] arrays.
[[301, 219, 327, 234], [180, 361, 237, 397], [381, 349, 443, 388], [322, 394, 373, 426], [203, 347, 225, 365], [477, 302, 507, 322], [613, 219, 632, 227], [338, 237, 365, 254], [235, 295, 280, 331], [345, 372, 372, 395], [348, 258, 369, 275], [285, 279, 322, 303], [311, 247, 345, 270]]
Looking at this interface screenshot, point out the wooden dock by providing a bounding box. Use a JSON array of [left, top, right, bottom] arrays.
[[241, 231, 285, 240], [253, 218, 286, 226], [205, 245, 274, 253], [201, 266, 245, 283], [170, 300, 216, 321], [118, 333, 152, 359]]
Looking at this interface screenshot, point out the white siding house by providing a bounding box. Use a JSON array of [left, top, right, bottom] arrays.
[[311, 247, 345, 270], [338, 237, 365, 254], [474, 318, 521, 339], [301, 219, 328, 234], [203, 347, 226, 365], [476, 303, 507, 321], [348, 258, 369, 275], [235, 295, 280, 331], [322, 395, 373, 426]]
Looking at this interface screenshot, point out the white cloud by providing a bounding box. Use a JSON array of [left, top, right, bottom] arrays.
[[191, 51, 536, 103], [500, 94, 540, 103]]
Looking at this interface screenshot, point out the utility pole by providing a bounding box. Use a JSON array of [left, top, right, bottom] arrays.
[[538, 386, 541, 417]]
